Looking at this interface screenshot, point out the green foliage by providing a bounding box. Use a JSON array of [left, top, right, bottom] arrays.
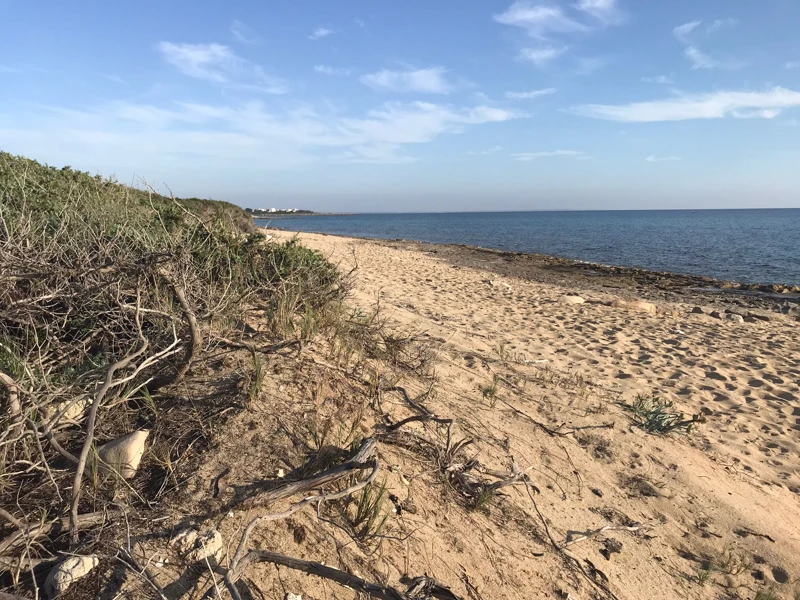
[[621, 393, 704, 434], [754, 588, 778, 600], [694, 568, 711, 586], [350, 480, 390, 542], [473, 485, 497, 512], [482, 374, 500, 407]]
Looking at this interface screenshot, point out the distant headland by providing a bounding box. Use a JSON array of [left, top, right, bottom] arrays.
[[244, 207, 314, 217]]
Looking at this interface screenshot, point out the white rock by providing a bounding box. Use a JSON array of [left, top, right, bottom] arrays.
[[50, 398, 92, 424], [285, 594, 303, 600], [174, 528, 223, 563], [97, 430, 149, 479], [559, 295, 586, 305], [611, 298, 657, 315], [725, 313, 745, 323], [45, 555, 98, 598]]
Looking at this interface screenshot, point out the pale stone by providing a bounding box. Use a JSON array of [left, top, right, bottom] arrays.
[[97, 430, 149, 479], [44, 555, 98, 598], [559, 295, 585, 305], [286, 594, 303, 600], [611, 299, 657, 315], [725, 313, 745, 323], [174, 528, 223, 563]]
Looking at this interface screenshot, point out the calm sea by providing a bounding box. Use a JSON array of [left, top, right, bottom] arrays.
[[256, 209, 800, 285]]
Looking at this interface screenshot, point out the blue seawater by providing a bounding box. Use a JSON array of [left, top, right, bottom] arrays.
[[256, 209, 800, 285]]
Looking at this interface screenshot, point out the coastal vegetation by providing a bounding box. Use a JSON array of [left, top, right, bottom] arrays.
[[0, 153, 351, 595]]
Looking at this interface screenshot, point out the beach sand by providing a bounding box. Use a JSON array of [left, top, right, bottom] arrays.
[[262, 229, 800, 599]]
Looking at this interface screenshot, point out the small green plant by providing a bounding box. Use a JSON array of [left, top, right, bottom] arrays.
[[350, 480, 390, 542], [695, 568, 712, 586], [754, 588, 778, 600], [473, 485, 497, 512], [482, 374, 500, 407], [248, 353, 265, 402], [621, 393, 704, 434]]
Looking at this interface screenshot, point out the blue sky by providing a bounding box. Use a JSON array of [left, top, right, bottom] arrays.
[[2, 0, 800, 211]]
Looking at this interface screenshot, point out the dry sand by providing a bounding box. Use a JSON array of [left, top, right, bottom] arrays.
[[139, 230, 800, 600], [259, 230, 800, 599]]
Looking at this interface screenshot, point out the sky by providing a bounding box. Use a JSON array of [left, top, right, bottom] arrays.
[[2, 0, 800, 212]]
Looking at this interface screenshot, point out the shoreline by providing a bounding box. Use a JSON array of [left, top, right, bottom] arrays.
[[265, 227, 800, 309]]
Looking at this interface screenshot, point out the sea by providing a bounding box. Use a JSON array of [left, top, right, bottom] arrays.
[[256, 209, 800, 286]]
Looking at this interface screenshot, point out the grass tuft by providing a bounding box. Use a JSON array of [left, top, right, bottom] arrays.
[[621, 393, 704, 434]]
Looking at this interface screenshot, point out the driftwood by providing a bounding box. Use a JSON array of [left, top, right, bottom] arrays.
[[233, 437, 378, 509], [229, 550, 464, 600], [0, 510, 121, 558], [563, 523, 653, 548]]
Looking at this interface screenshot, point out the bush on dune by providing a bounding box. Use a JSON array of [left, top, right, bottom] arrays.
[[0, 152, 346, 562]]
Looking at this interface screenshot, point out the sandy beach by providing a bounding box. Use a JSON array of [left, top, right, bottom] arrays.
[[259, 229, 800, 599]]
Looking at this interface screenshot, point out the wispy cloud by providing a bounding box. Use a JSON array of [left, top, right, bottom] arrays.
[[571, 87, 800, 122], [314, 65, 352, 76], [518, 46, 567, 67], [494, 3, 588, 39], [505, 87, 557, 100], [309, 27, 333, 40], [786, 61, 800, 69], [468, 145, 503, 155], [360, 67, 455, 94], [0, 65, 23, 73], [354, 19, 366, 28], [4, 100, 522, 169], [646, 155, 682, 162], [706, 18, 737, 35], [574, 0, 624, 25], [495, 1, 623, 69], [512, 150, 589, 161], [230, 20, 257, 44], [642, 75, 673, 84], [157, 42, 288, 94], [672, 19, 736, 69], [684, 46, 719, 69], [672, 20, 701, 44]]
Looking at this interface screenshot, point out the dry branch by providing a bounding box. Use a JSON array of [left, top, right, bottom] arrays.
[[228, 551, 465, 600]]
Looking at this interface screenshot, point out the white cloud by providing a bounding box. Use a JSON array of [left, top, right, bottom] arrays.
[[494, 2, 588, 38], [786, 61, 800, 69], [706, 18, 737, 35], [673, 20, 701, 44], [354, 19, 366, 28], [1, 65, 22, 73], [103, 74, 127, 84], [468, 146, 503, 155], [360, 67, 455, 94], [505, 87, 557, 100], [314, 65, 352, 76], [642, 75, 673, 84], [684, 46, 719, 69], [3, 100, 522, 170], [673, 19, 736, 70], [646, 155, 682, 162], [309, 27, 333, 40], [157, 42, 288, 93], [230, 20, 256, 44], [574, 0, 623, 24], [571, 87, 800, 122], [512, 150, 589, 161], [519, 46, 567, 67]]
